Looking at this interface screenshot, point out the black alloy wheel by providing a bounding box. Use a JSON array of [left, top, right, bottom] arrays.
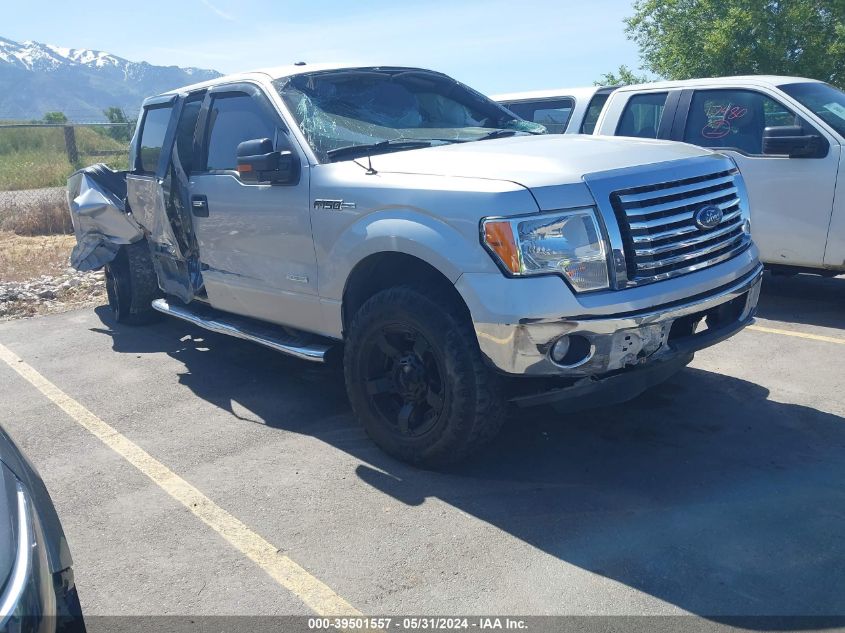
[[362, 323, 446, 438]]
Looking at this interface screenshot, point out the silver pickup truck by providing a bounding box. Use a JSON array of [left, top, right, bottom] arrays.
[[67, 64, 762, 466]]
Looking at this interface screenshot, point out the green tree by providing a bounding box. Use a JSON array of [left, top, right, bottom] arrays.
[[43, 111, 68, 124], [102, 107, 133, 142], [625, 0, 845, 87], [102, 107, 127, 124], [595, 64, 652, 86]]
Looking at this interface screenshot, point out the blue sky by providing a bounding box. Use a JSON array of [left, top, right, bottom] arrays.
[[5, 0, 643, 93]]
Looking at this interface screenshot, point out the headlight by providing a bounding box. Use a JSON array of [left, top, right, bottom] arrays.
[[481, 208, 610, 292], [0, 481, 56, 632]]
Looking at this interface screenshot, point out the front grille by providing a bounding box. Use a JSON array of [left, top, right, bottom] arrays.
[[611, 169, 751, 285]]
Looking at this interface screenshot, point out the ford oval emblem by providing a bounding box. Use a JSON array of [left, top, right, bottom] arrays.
[[694, 204, 723, 230]]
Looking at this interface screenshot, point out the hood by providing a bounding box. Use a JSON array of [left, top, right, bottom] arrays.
[[0, 425, 72, 575], [0, 425, 42, 487], [368, 134, 711, 190]]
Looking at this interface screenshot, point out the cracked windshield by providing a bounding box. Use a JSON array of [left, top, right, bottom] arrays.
[[275, 69, 546, 161]]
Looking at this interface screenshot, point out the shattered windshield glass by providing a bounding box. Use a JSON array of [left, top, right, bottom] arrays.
[[273, 68, 546, 162]]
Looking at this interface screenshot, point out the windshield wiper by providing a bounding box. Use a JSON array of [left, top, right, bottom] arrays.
[[326, 139, 437, 161], [476, 128, 544, 141], [476, 129, 520, 141]]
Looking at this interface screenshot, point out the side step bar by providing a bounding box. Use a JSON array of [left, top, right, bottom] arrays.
[[151, 298, 334, 363]]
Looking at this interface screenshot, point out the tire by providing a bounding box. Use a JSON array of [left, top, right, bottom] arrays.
[[344, 285, 505, 467], [104, 241, 160, 325]]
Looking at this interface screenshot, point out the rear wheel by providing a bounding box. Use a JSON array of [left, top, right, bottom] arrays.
[[344, 285, 505, 467], [104, 241, 160, 325]]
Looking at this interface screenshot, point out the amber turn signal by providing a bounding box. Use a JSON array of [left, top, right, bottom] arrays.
[[483, 220, 521, 273]]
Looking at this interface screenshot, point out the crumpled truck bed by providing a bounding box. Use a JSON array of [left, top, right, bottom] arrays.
[[66, 164, 143, 271]]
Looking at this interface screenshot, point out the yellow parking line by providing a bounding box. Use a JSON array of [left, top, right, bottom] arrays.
[[747, 324, 845, 345], [0, 342, 360, 617]]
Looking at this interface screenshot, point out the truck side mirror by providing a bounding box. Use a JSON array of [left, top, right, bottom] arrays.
[[236, 138, 300, 184], [762, 125, 826, 158]]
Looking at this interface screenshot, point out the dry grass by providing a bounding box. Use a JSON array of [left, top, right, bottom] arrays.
[[0, 190, 72, 235], [0, 231, 77, 282]]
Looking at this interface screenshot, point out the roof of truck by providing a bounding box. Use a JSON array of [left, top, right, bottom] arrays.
[[612, 75, 823, 92], [491, 86, 615, 103], [155, 63, 445, 98]]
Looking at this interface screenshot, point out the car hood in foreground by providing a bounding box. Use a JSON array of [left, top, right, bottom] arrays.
[[0, 464, 16, 594], [0, 426, 72, 576]]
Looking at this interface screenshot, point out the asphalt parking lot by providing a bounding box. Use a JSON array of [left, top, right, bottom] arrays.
[[0, 272, 844, 627]]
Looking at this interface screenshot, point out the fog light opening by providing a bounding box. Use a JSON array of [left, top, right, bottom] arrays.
[[549, 334, 593, 367], [550, 336, 570, 363]]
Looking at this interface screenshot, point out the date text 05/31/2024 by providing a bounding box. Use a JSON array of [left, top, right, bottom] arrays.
[[308, 617, 528, 630]]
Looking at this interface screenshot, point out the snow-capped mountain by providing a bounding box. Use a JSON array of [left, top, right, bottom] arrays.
[[0, 36, 222, 121]]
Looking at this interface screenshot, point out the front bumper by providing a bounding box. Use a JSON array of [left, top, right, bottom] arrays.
[[472, 263, 763, 377], [510, 350, 695, 409]]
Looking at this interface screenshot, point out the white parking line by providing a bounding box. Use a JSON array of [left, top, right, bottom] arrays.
[[748, 324, 845, 346], [0, 341, 361, 617]]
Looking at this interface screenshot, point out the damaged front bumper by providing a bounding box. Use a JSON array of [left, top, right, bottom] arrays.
[[509, 350, 696, 409], [474, 264, 763, 380]]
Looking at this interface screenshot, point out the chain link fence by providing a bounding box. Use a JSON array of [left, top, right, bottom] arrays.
[[0, 123, 131, 235]]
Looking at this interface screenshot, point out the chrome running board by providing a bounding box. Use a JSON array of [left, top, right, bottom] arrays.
[[151, 298, 333, 363]]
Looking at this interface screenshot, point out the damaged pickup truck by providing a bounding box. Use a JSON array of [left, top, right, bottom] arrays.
[[67, 64, 762, 466]]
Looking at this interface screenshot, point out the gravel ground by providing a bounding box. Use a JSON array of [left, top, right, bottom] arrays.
[[0, 267, 105, 320]]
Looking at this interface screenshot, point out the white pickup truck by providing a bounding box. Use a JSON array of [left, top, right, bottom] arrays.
[[497, 77, 845, 276], [492, 86, 616, 135]]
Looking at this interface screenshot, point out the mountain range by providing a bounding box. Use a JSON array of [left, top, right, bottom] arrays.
[[0, 36, 222, 121]]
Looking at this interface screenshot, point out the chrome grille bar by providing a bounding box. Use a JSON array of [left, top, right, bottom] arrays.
[[617, 173, 735, 205], [631, 208, 742, 244], [633, 219, 745, 257], [627, 197, 740, 231], [623, 186, 738, 217], [636, 233, 746, 269], [611, 170, 750, 285], [631, 241, 752, 285]]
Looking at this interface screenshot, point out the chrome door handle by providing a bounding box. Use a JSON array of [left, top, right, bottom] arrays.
[[191, 195, 209, 217]]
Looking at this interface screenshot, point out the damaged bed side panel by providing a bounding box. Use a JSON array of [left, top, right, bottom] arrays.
[[66, 165, 143, 271]]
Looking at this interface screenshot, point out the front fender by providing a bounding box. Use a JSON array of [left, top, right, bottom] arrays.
[[318, 208, 499, 302]]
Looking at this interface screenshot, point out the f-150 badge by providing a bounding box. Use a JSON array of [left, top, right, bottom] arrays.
[[314, 199, 357, 210]]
